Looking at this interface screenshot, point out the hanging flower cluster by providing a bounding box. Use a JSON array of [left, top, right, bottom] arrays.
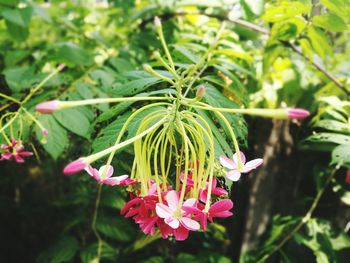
[[35, 17, 309, 241], [0, 139, 33, 163]]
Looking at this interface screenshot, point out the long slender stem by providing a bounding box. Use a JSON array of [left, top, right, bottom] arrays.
[[91, 184, 103, 260], [22, 64, 64, 104], [257, 166, 339, 262]]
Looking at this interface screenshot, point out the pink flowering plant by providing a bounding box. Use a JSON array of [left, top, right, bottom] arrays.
[[30, 17, 309, 244]]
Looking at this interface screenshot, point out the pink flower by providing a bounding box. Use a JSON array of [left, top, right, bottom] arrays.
[[84, 165, 130, 186], [287, 108, 310, 119], [41, 129, 49, 135], [183, 199, 233, 231], [0, 139, 33, 163], [199, 177, 228, 203], [156, 190, 200, 231], [220, 151, 263, 181]]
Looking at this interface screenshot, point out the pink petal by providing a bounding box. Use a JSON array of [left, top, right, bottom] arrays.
[[242, 158, 263, 173], [173, 226, 189, 241], [209, 199, 233, 214], [155, 203, 173, 218], [212, 211, 233, 218], [165, 217, 180, 229], [103, 175, 128, 186], [212, 187, 228, 196], [14, 155, 25, 163], [219, 155, 236, 169], [19, 151, 33, 157], [233, 151, 246, 165], [199, 189, 207, 203], [166, 190, 179, 211], [180, 217, 200, 231], [226, 170, 241, 181], [98, 165, 114, 179], [1, 153, 13, 160]]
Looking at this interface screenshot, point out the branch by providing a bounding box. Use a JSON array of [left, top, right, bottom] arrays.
[[161, 11, 349, 97], [257, 166, 339, 262]]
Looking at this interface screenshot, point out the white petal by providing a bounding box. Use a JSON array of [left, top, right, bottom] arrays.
[[181, 217, 200, 231], [98, 165, 114, 178], [242, 158, 263, 173], [233, 151, 246, 165], [165, 217, 180, 229], [226, 170, 241, 181], [166, 190, 179, 211], [219, 156, 236, 169], [156, 203, 173, 218]]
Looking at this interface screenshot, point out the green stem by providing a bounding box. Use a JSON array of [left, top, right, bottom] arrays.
[[84, 117, 167, 165], [22, 64, 64, 104], [186, 101, 289, 119], [0, 93, 21, 104], [91, 184, 103, 261]]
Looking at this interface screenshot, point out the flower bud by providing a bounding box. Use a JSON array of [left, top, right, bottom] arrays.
[[196, 85, 206, 98], [63, 159, 87, 175], [58, 64, 66, 71], [41, 129, 49, 135], [287, 108, 310, 119], [154, 16, 161, 28], [36, 100, 60, 114]]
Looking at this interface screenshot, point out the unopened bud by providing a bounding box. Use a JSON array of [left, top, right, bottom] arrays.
[[154, 16, 161, 27], [42, 129, 49, 135], [287, 108, 310, 119], [63, 159, 87, 175], [196, 85, 206, 98], [36, 100, 60, 114]]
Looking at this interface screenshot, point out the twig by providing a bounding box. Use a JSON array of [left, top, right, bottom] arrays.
[[162, 11, 349, 97], [91, 184, 103, 260], [257, 166, 339, 262]]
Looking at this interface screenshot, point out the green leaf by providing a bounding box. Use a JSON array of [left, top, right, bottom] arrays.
[[241, 0, 264, 16], [37, 236, 79, 263], [315, 120, 350, 134], [54, 108, 91, 138], [263, 2, 310, 22], [96, 89, 176, 123], [36, 115, 68, 159], [332, 144, 350, 168], [307, 25, 333, 59], [3, 66, 39, 92], [0, 0, 18, 7], [312, 13, 347, 32], [173, 44, 200, 63], [50, 43, 94, 66], [203, 83, 247, 146], [112, 77, 161, 97], [2, 6, 32, 27], [320, 0, 350, 20], [142, 256, 164, 263], [96, 215, 135, 241], [92, 106, 164, 152]]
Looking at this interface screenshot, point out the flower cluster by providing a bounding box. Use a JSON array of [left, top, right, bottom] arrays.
[[0, 139, 33, 163], [74, 151, 261, 241]]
